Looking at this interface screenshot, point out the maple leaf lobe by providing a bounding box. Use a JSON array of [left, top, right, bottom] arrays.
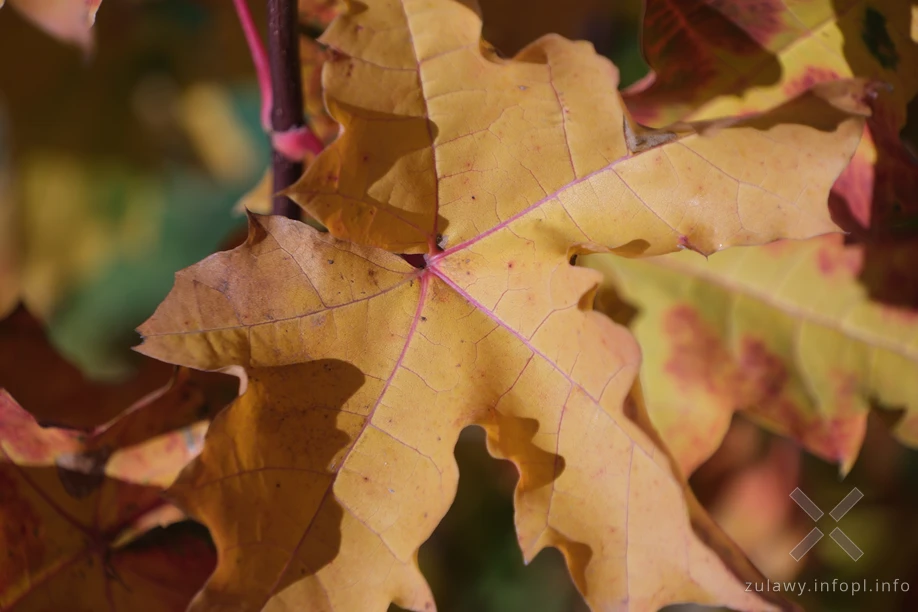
[[290, 0, 870, 259]]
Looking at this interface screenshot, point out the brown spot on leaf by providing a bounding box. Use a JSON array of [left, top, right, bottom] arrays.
[[783, 67, 840, 99], [664, 309, 797, 411], [663, 306, 733, 397], [816, 242, 862, 278], [735, 338, 787, 404]]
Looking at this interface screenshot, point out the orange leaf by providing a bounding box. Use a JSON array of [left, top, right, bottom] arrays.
[[0, 388, 216, 610], [0, 305, 237, 430]]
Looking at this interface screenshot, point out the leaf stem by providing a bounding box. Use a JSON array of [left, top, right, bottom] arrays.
[[233, 0, 325, 218], [232, 0, 273, 130]]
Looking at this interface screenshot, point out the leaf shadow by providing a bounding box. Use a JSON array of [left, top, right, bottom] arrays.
[[482, 411, 566, 493], [697, 81, 865, 135], [222, 360, 362, 605], [303, 96, 447, 245], [476, 412, 596, 595]]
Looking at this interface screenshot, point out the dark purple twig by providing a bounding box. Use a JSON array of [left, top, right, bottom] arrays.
[[267, 0, 306, 218]]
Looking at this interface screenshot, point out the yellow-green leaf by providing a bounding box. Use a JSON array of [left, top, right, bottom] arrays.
[[585, 234, 918, 476]]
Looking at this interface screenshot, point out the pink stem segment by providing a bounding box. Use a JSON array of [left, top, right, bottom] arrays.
[[232, 0, 273, 130], [272, 126, 325, 160], [233, 0, 329, 217]]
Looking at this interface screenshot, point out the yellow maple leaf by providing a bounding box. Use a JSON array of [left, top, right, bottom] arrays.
[[138, 214, 788, 611], [585, 234, 918, 476], [134, 0, 886, 608], [287, 0, 870, 257]]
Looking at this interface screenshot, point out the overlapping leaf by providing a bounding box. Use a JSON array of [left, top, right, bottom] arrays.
[[0, 302, 239, 431], [585, 234, 918, 476], [625, 0, 916, 127], [705, 435, 807, 583], [624, 0, 918, 295], [0, 373, 223, 611], [0, 305, 172, 428], [1, 0, 102, 49], [287, 0, 870, 256]]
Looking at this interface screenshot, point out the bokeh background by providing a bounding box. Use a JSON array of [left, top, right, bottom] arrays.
[[1, 1, 917, 611]]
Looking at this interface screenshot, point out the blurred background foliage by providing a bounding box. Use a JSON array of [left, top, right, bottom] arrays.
[[1, 1, 917, 611], [0, 0, 267, 378]]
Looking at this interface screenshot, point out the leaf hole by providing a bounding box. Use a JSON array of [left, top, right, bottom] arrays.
[[397, 427, 586, 612]]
